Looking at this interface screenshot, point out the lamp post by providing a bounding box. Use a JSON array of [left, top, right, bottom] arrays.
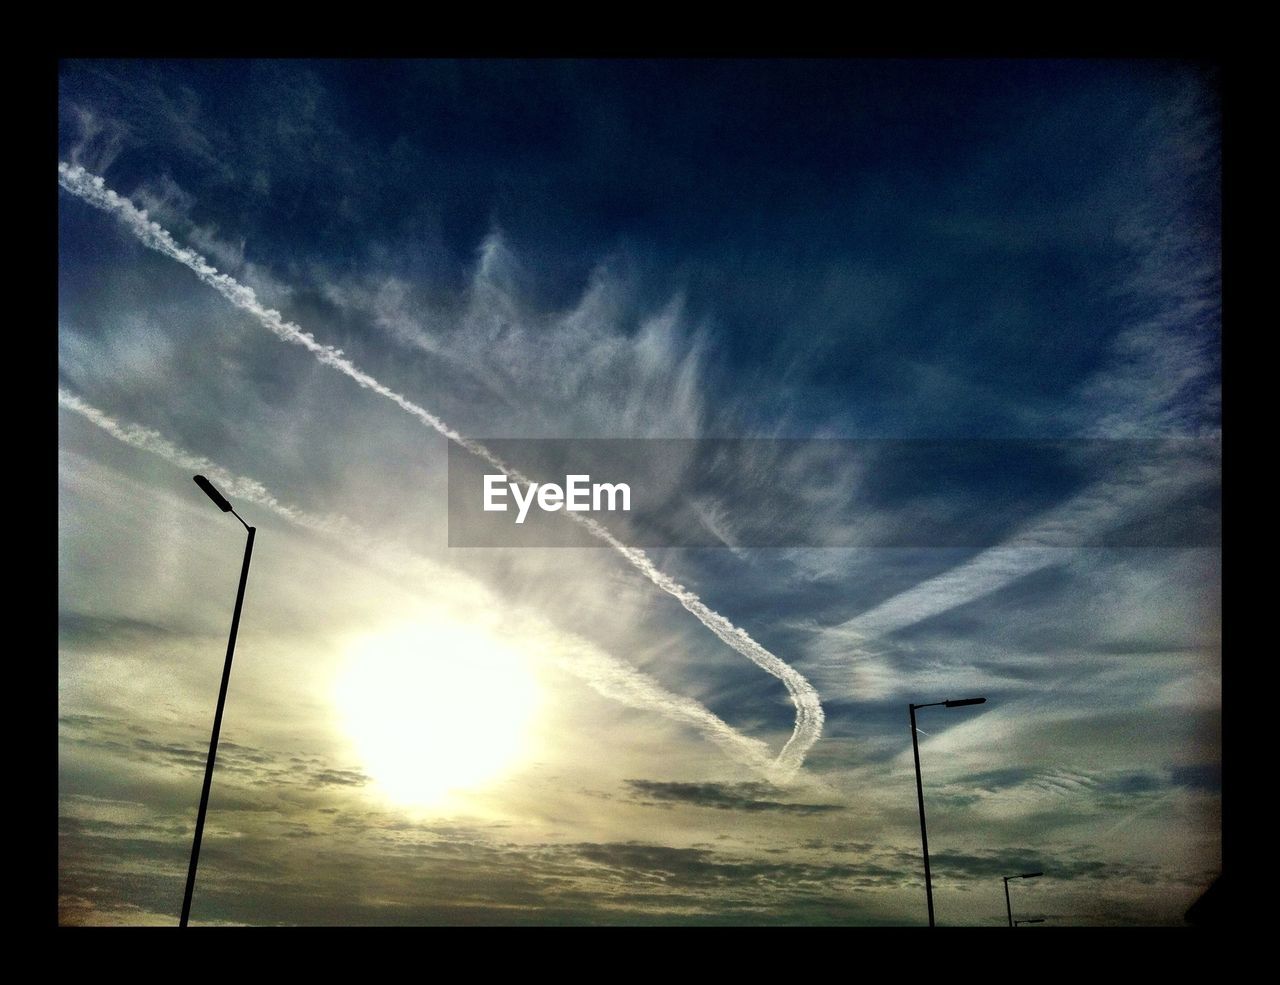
[[180, 475, 256, 927], [1003, 871, 1044, 927], [909, 696, 986, 927]]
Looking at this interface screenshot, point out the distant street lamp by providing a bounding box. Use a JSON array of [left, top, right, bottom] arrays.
[[180, 475, 256, 927], [1003, 871, 1044, 927], [1014, 918, 1046, 927], [909, 696, 987, 927]]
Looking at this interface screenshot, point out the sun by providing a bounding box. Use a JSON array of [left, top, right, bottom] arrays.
[[332, 617, 541, 808]]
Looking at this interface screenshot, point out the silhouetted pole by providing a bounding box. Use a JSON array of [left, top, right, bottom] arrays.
[[180, 475, 256, 927], [909, 703, 934, 927], [1003, 871, 1044, 927], [908, 696, 986, 927]]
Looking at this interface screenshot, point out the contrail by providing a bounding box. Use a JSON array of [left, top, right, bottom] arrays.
[[58, 388, 779, 777], [807, 440, 1218, 693], [576, 516, 821, 775], [809, 546, 1066, 665], [58, 162, 823, 775]]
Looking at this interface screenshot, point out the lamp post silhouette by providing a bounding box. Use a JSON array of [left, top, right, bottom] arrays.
[[180, 475, 256, 927], [1003, 871, 1044, 927], [909, 696, 986, 927], [1014, 918, 1046, 927]]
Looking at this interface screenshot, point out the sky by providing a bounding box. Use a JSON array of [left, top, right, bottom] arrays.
[[57, 59, 1221, 926]]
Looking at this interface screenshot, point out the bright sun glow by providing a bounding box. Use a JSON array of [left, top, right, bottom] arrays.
[[333, 618, 541, 808]]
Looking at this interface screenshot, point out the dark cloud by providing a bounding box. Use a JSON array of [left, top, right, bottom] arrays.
[[1170, 763, 1221, 793], [567, 841, 904, 893], [59, 805, 912, 926], [58, 797, 1204, 926], [60, 714, 367, 791], [923, 849, 1164, 886], [59, 611, 188, 646], [800, 839, 877, 854], [624, 780, 842, 815], [968, 767, 1040, 792], [1097, 772, 1167, 796]]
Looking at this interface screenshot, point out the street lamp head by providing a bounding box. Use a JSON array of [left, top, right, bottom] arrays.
[[944, 697, 986, 708], [1021, 871, 1044, 879], [194, 475, 233, 513]]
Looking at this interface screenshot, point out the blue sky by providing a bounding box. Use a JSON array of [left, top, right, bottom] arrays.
[[58, 59, 1219, 925]]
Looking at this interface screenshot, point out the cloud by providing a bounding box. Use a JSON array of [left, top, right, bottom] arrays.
[[59, 803, 909, 925], [320, 239, 707, 440], [59, 612, 184, 645], [62, 102, 130, 174], [923, 849, 1158, 883], [804, 440, 1218, 700], [1066, 92, 1220, 439], [57, 389, 778, 777], [60, 714, 370, 791], [57, 162, 824, 778], [1169, 763, 1220, 793], [625, 779, 841, 814]]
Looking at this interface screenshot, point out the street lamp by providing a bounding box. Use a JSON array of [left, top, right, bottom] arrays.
[[1003, 871, 1044, 927], [909, 696, 987, 927], [180, 475, 256, 927]]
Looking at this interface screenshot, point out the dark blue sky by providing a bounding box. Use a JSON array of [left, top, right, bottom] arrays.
[[60, 59, 1220, 437]]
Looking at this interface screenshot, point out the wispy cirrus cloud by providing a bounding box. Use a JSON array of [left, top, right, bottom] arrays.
[[57, 162, 824, 778], [58, 388, 778, 777], [803, 441, 1218, 699]]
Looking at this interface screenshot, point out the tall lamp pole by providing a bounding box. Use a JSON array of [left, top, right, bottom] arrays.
[[180, 475, 256, 927], [1003, 871, 1044, 927], [909, 696, 986, 927]]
